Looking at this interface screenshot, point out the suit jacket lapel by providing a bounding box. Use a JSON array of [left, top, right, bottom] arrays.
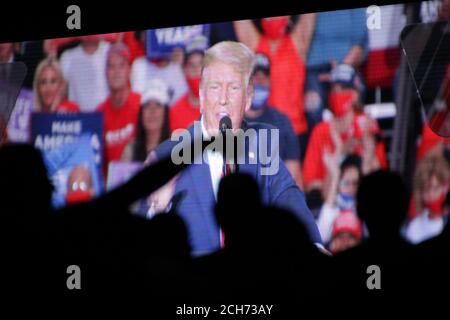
[[184, 124, 218, 242], [237, 121, 259, 179]]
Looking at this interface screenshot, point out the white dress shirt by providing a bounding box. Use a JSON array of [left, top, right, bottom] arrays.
[[201, 117, 224, 200], [60, 41, 110, 112]]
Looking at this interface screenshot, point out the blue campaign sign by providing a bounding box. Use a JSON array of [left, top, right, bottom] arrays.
[[31, 112, 104, 208], [146, 24, 210, 59]]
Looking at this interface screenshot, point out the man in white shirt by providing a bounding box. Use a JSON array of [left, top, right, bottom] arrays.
[[60, 36, 110, 112]]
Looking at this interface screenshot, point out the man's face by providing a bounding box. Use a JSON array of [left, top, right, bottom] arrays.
[[184, 52, 203, 79], [200, 62, 252, 135], [252, 70, 270, 87], [67, 166, 94, 195], [107, 53, 130, 91]]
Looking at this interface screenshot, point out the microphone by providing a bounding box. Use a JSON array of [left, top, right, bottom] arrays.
[[219, 115, 232, 135], [218, 116, 237, 175]]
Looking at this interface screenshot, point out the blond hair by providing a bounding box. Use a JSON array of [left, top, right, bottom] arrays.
[[201, 41, 255, 90], [413, 154, 450, 212], [33, 57, 67, 112]]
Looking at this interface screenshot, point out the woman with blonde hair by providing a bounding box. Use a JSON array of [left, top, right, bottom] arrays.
[[404, 154, 450, 244], [33, 57, 80, 113]]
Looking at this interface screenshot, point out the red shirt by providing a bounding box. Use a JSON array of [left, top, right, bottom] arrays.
[[169, 94, 201, 132], [303, 114, 388, 188], [256, 35, 307, 135], [97, 91, 141, 166], [55, 99, 80, 113]]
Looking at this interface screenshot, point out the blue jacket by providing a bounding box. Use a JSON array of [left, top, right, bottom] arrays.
[[152, 121, 322, 256]]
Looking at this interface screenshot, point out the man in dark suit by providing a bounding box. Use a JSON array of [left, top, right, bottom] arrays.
[[146, 41, 322, 256]]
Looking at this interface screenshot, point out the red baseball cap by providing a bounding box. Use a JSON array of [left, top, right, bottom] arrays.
[[331, 209, 363, 240], [65, 190, 92, 205]]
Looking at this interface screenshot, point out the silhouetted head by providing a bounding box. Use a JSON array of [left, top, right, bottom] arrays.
[[0, 144, 53, 220], [263, 206, 316, 259], [147, 213, 191, 260], [215, 173, 262, 247], [356, 170, 408, 240]]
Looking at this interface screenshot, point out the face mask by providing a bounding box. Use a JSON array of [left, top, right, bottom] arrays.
[[328, 91, 355, 118], [261, 17, 289, 39], [65, 190, 92, 205], [336, 193, 355, 211], [251, 84, 270, 110], [187, 76, 201, 98]]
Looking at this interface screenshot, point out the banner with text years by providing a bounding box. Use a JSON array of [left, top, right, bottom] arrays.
[[31, 112, 104, 208], [146, 24, 210, 59]]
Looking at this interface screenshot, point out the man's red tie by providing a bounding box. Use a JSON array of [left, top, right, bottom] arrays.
[[219, 163, 232, 248]]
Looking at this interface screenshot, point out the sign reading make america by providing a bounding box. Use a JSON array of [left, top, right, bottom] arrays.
[[31, 113, 104, 207]]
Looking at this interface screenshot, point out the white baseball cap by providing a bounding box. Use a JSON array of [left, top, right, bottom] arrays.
[[141, 78, 170, 106]]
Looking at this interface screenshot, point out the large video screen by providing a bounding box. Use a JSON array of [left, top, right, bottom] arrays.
[[1, 0, 449, 302]]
